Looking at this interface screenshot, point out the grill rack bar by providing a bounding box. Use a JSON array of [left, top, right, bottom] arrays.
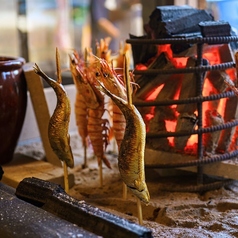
[[133, 62, 235, 75], [126, 36, 238, 45], [146, 119, 238, 138]]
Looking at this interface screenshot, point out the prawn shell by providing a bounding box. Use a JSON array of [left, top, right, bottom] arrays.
[[69, 56, 100, 110], [74, 92, 88, 147], [87, 94, 111, 169], [112, 104, 126, 150]]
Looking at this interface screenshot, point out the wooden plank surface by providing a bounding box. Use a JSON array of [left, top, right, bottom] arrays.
[[1, 154, 74, 189]]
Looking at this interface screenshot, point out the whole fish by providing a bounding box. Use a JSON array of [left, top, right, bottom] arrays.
[[34, 63, 74, 168], [97, 81, 150, 204]]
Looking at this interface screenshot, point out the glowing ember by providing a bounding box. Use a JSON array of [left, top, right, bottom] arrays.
[[138, 43, 236, 154]]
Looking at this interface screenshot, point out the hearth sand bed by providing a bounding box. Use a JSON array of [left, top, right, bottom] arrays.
[[8, 132, 238, 238]]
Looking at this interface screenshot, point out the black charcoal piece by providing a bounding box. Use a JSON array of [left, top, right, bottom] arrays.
[[129, 34, 157, 66], [16, 177, 153, 238], [171, 42, 193, 54], [151, 9, 214, 38], [149, 5, 198, 30], [199, 21, 231, 37], [0, 182, 97, 238]]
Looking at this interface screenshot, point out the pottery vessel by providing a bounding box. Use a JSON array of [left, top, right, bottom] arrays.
[[0, 56, 27, 164]]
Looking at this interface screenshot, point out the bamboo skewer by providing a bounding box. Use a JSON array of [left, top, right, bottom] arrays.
[[63, 162, 69, 193], [83, 145, 87, 169], [137, 198, 143, 225], [123, 52, 143, 225], [92, 47, 104, 187], [122, 53, 129, 200], [56, 48, 70, 192], [99, 159, 103, 187], [122, 183, 127, 200], [82, 48, 89, 169]]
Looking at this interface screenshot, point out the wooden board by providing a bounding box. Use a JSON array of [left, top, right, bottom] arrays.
[[1, 154, 74, 189]]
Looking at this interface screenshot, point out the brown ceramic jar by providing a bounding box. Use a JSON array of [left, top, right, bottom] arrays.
[[0, 56, 27, 164]]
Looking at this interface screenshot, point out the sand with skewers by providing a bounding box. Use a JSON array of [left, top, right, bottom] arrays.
[[15, 133, 238, 238]]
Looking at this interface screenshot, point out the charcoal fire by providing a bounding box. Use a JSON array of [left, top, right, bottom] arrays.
[[207, 70, 233, 94], [135, 52, 175, 99], [147, 112, 171, 151], [174, 113, 197, 152], [203, 110, 224, 155], [127, 5, 238, 162], [217, 96, 238, 152]]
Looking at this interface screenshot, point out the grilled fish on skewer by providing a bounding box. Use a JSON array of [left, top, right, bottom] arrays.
[[34, 63, 74, 168], [97, 81, 150, 204]]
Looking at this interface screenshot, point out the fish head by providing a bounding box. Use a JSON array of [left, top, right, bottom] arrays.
[[64, 149, 74, 168], [128, 179, 150, 205]]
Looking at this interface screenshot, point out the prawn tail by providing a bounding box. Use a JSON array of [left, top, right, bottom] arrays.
[[98, 155, 112, 169]]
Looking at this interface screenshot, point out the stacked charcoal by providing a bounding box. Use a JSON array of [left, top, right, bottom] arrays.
[[130, 5, 232, 65], [146, 5, 232, 38]]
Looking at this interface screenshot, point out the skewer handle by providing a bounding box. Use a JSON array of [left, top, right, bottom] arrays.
[[64, 161, 69, 193], [99, 159, 103, 187], [123, 183, 127, 200], [137, 198, 143, 225]]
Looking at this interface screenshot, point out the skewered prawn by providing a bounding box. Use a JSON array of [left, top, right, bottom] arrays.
[[70, 51, 111, 169], [86, 73, 111, 169], [69, 53, 88, 148], [92, 42, 133, 150], [69, 52, 101, 167], [116, 42, 131, 69], [74, 93, 88, 147], [70, 51, 100, 109], [91, 57, 127, 150], [96, 37, 112, 62]]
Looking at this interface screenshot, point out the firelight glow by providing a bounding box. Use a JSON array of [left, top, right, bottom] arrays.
[[143, 44, 236, 151]]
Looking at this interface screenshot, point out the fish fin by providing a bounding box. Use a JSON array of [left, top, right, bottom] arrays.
[[134, 179, 145, 192]]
